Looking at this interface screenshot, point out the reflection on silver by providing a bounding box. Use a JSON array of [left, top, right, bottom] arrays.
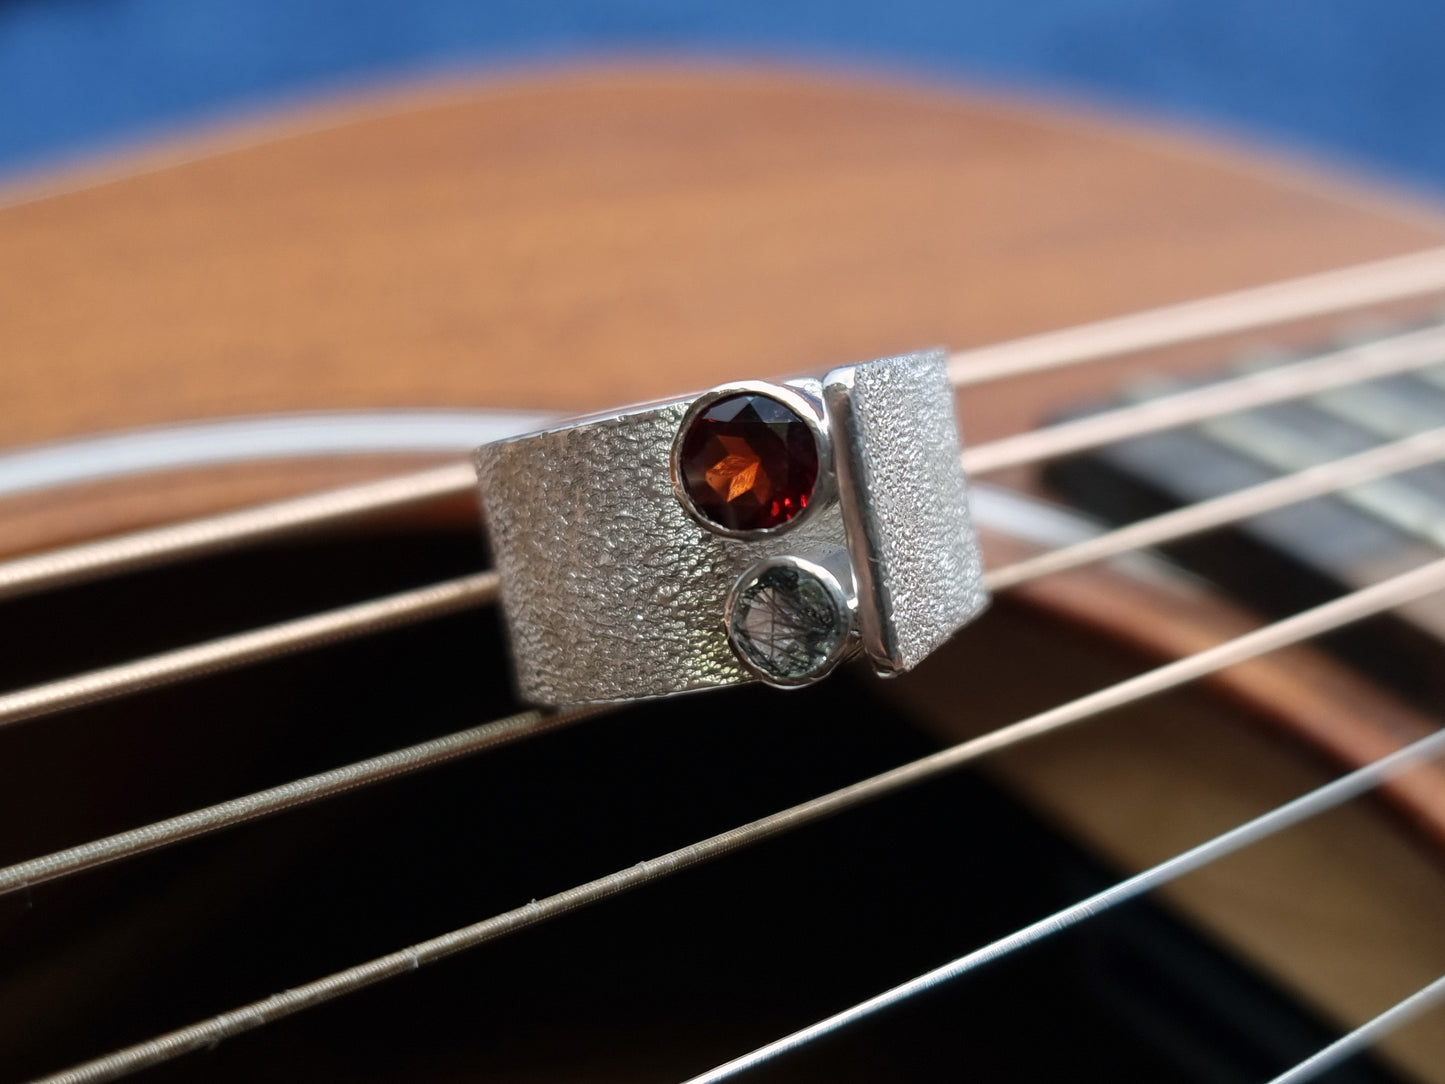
[[825, 353, 988, 673]]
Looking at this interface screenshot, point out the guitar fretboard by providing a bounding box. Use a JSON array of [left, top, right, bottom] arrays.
[[1047, 322, 1445, 705]]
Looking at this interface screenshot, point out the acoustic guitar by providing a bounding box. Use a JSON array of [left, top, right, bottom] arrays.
[[2, 65, 1444, 1083]]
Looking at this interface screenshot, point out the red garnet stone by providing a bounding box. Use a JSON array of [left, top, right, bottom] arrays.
[[677, 393, 820, 532]]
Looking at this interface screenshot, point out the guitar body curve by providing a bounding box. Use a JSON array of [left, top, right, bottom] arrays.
[[2, 65, 1444, 1082]]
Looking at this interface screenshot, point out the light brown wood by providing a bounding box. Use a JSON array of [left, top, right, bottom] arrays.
[[3, 66, 1445, 553]]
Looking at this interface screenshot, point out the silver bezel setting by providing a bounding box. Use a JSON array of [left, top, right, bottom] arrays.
[[669, 378, 836, 540], [475, 349, 987, 706], [723, 553, 857, 687]]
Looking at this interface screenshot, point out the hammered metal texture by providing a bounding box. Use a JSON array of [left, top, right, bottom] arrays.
[[476, 402, 846, 705], [831, 350, 988, 671]]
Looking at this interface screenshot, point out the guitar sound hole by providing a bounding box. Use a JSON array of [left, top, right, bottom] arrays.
[[0, 527, 1404, 1082]]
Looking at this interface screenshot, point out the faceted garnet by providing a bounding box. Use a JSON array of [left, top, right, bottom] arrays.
[[676, 392, 819, 532]]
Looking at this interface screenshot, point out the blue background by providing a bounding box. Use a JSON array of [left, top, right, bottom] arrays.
[[3, 1, 1444, 191]]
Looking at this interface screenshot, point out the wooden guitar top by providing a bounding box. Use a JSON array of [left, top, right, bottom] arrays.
[[3, 65, 1444, 552]]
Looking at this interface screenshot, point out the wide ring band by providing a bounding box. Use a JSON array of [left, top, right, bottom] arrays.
[[475, 348, 988, 706]]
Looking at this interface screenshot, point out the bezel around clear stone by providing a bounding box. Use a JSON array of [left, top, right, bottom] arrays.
[[724, 554, 856, 687]]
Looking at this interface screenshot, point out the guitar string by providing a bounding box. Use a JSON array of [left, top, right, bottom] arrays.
[[6, 339, 1445, 733], [5, 424, 1445, 894], [0, 705, 603, 899], [982, 423, 1445, 590], [9, 253, 1445, 1078], [678, 727, 1445, 1084], [1264, 974, 1445, 1084], [0, 572, 497, 731], [0, 462, 477, 603], [945, 244, 1445, 386], [31, 555, 1445, 1084], [7, 254, 1445, 604], [959, 321, 1445, 473], [6, 424, 1445, 894]]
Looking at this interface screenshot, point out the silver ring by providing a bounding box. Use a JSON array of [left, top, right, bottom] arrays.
[[475, 348, 989, 707]]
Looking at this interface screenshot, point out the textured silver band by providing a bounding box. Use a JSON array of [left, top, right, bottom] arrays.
[[475, 349, 988, 706]]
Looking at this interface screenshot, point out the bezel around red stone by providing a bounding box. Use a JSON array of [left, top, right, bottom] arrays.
[[669, 378, 836, 539]]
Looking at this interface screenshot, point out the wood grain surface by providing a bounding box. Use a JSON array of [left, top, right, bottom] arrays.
[[4, 65, 1445, 551]]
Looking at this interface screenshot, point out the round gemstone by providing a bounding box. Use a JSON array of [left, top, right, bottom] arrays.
[[728, 563, 850, 685], [676, 393, 819, 532]]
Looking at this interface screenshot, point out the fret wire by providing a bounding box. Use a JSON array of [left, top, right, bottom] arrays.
[[0, 705, 602, 900], [681, 728, 1445, 1084], [0, 462, 477, 603], [1311, 380, 1445, 441], [1198, 413, 1445, 551], [960, 322, 1445, 474], [1265, 974, 1445, 1084], [35, 555, 1445, 1084], [982, 425, 1445, 591], [946, 244, 1445, 387], [1420, 365, 1445, 394], [0, 572, 498, 733]]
